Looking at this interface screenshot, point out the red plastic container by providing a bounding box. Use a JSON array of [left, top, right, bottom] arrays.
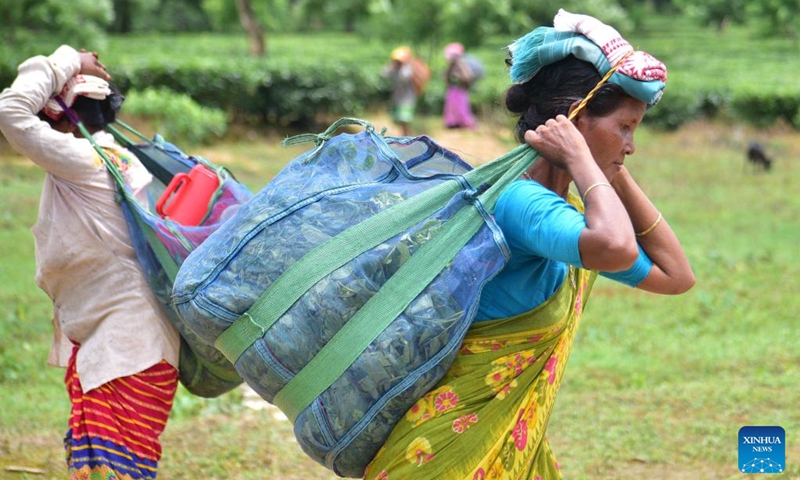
[[156, 164, 220, 226]]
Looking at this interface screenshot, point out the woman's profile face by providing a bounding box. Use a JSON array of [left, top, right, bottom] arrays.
[[577, 95, 647, 177]]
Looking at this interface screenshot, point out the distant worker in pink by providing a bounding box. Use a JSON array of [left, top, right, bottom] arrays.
[[442, 42, 483, 129]]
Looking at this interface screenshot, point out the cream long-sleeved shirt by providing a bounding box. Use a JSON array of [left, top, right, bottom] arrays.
[[0, 45, 179, 391]]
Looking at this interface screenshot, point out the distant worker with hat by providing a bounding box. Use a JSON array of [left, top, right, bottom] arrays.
[[382, 46, 429, 136]]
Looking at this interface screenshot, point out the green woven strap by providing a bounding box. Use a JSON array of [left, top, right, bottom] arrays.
[[465, 143, 539, 211], [110, 119, 152, 144], [81, 122, 182, 282], [282, 117, 374, 147], [214, 176, 464, 362], [107, 124, 134, 148], [180, 341, 243, 385], [282, 117, 386, 163], [274, 203, 484, 422]]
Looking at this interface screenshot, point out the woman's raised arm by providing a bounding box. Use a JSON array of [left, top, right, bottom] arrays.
[[611, 166, 695, 294]]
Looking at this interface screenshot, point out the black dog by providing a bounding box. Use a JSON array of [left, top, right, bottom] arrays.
[[747, 141, 773, 172]]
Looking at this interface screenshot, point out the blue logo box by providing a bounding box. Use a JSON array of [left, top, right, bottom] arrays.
[[739, 426, 786, 474]]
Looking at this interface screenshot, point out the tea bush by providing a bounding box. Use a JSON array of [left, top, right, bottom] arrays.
[[110, 56, 390, 129], [102, 30, 800, 132], [123, 87, 228, 144], [2, 21, 799, 132]]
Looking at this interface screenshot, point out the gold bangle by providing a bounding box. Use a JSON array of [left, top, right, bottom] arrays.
[[636, 212, 663, 237], [581, 182, 612, 200]]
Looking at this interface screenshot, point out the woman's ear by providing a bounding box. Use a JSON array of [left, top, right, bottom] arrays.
[[58, 119, 83, 137], [50, 117, 74, 134], [568, 99, 591, 133], [566, 99, 583, 120], [70, 123, 85, 138]]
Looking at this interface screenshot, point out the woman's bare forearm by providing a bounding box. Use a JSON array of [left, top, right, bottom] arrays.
[[611, 167, 695, 294]]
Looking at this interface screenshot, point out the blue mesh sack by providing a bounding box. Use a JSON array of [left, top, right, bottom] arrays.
[[82, 118, 252, 398], [171, 118, 540, 476]]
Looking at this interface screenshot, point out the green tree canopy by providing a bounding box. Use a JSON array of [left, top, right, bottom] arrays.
[[0, 0, 113, 51]]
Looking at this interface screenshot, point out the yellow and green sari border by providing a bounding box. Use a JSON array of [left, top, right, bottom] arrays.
[[364, 264, 597, 480]]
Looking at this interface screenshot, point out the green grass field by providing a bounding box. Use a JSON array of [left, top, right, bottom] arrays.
[[1, 112, 798, 479], [2, 14, 800, 479]]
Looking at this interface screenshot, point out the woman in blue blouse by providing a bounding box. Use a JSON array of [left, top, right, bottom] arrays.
[[364, 10, 694, 480]]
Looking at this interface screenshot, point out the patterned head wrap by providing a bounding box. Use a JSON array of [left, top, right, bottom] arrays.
[[42, 74, 112, 120], [508, 9, 667, 107]]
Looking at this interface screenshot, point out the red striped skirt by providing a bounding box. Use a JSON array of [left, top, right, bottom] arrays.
[[64, 346, 178, 480]]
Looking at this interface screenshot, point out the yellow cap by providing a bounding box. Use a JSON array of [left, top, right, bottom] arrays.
[[390, 46, 412, 63]]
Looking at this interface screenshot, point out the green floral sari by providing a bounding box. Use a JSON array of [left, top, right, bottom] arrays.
[[363, 264, 597, 480]]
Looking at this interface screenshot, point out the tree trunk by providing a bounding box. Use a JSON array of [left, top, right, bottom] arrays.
[[113, 0, 133, 33], [2, 3, 19, 45], [235, 0, 266, 57]]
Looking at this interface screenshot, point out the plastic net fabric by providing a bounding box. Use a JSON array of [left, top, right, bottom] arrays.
[[118, 136, 252, 397], [172, 126, 509, 476]]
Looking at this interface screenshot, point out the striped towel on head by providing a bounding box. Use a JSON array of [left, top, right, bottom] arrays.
[[508, 9, 667, 107]]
